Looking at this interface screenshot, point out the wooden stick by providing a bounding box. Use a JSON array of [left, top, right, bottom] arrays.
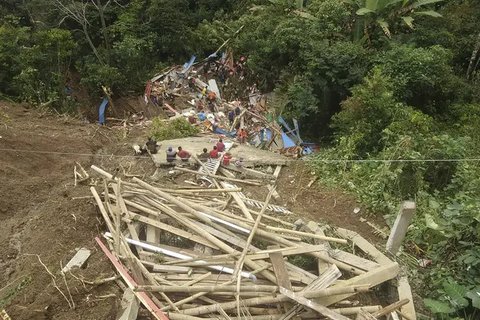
[[303, 285, 370, 298], [266, 226, 348, 244], [136, 285, 279, 293], [372, 299, 410, 318], [280, 287, 350, 320], [234, 185, 276, 317], [133, 178, 278, 283], [174, 166, 262, 186]]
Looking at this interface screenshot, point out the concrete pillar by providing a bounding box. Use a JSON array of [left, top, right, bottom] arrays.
[[386, 201, 416, 255]]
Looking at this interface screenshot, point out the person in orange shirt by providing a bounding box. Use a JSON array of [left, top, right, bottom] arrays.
[[238, 128, 247, 144]]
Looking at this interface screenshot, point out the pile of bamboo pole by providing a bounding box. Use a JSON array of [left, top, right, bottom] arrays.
[[89, 165, 409, 320]]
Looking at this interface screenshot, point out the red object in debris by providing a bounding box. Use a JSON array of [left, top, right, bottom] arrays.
[[223, 154, 232, 165], [95, 237, 170, 320]]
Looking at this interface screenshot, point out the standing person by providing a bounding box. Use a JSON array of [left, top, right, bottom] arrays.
[[209, 146, 219, 159], [228, 110, 235, 125], [234, 105, 241, 116], [177, 146, 191, 161], [166, 146, 177, 163], [238, 128, 248, 144], [216, 138, 225, 152], [146, 137, 158, 154]]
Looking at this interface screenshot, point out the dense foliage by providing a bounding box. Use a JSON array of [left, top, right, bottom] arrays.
[[150, 117, 199, 141], [1, 0, 480, 318]]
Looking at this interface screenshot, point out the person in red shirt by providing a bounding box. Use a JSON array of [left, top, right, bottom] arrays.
[[209, 146, 219, 159], [238, 128, 247, 144], [216, 138, 225, 152], [177, 146, 191, 161]]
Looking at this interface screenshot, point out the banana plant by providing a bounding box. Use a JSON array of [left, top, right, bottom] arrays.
[[344, 0, 444, 42]]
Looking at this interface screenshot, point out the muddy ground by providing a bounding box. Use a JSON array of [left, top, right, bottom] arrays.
[[0, 102, 389, 319]]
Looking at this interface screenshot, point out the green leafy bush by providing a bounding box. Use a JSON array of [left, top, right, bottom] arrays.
[[149, 117, 199, 141]]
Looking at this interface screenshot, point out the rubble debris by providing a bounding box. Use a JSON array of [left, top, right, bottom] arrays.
[[144, 49, 318, 158], [88, 165, 408, 320], [62, 248, 91, 273]]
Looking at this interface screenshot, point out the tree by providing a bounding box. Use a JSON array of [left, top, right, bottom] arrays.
[[466, 32, 480, 80], [344, 0, 445, 42]]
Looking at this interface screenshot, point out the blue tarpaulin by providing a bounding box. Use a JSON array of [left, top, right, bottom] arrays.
[[182, 55, 196, 73], [281, 131, 296, 148], [98, 97, 109, 125], [214, 127, 237, 138]]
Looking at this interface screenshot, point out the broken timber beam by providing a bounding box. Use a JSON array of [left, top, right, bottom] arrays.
[[386, 201, 416, 255], [397, 276, 416, 320], [335, 227, 392, 265], [315, 263, 400, 306], [174, 166, 262, 186], [279, 287, 351, 320]]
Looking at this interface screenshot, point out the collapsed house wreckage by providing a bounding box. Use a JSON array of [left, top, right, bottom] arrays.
[[143, 51, 315, 159], [88, 162, 417, 320]]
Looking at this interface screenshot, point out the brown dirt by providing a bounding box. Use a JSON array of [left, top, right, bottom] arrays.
[[0, 102, 155, 319], [0, 101, 390, 319]]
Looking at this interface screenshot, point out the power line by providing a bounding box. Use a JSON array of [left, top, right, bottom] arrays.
[[0, 148, 151, 159], [306, 158, 480, 163], [1, 147, 480, 162]]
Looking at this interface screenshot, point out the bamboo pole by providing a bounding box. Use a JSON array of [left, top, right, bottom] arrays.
[[303, 285, 370, 298], [266, 226, 348, 244], [132, 177, 278, 283], [136, 285, 279, 293], [234, 186, 276, 317], [174, 166, 262, 186]]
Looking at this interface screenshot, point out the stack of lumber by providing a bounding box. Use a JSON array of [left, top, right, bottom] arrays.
[[90, 165, 410, 320]]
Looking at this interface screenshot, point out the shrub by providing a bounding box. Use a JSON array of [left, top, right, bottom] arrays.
[[149, 117, 199, 141]]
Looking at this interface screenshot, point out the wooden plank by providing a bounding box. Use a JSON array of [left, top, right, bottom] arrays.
[[221, 182, 254, 221], [316, 263, 400, 306], [372, 299, 409, 318], [269, 251, 292, 290], [221, 164, 276, 180], [152, 265, 192, 274], [136, 285, 279, 293], [330, 249, 380, 272], [335, 228, 392, 265], [356, 310, 377, 320], [306, 221, 331, 274], [279, 265, 342, 320], [62, 248, 91, 273], [117, 289, 140, 320], [267, 184, 281, 200], [175, 166, 262, 186], [126, 212, 218, 249], [397, 276, 416, 320], [273, 166, 282, 178], [248, 245, 326, 261], [386, 201, 416, 255], [279, 287, 350, 320], [95, 237, 170, 320]]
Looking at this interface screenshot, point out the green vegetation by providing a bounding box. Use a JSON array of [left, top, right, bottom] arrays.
[[150, 117, 199, 141], [1, 0, 480, 318]]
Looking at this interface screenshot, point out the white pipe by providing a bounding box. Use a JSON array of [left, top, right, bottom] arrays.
[[104, 232, 256, 281], [198, 212, 250, 234]]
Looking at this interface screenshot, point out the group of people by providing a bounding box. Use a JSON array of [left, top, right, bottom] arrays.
[[165, 138, 226, 164]]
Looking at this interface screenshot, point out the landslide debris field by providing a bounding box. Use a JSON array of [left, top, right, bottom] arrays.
[[0, 103, 413, 320]]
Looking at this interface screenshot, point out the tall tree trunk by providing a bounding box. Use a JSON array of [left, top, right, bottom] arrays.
[[83, 24, 104, 65], [95, 0, 111, 63], [466, 32, 480, 80]]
